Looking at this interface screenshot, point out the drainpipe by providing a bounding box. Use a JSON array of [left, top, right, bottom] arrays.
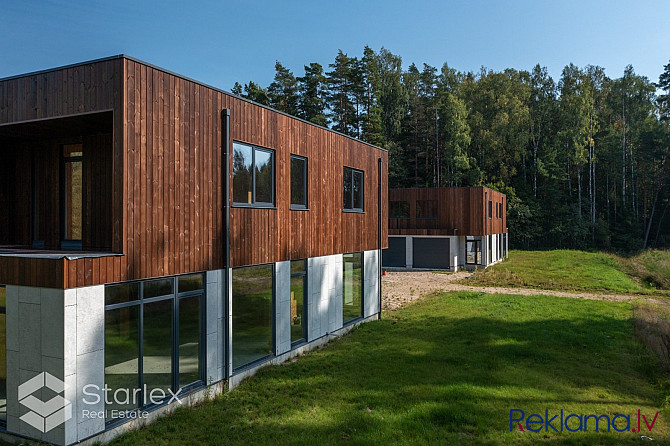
[[378, 157, 383, 320], [222, 109, 231, 378]]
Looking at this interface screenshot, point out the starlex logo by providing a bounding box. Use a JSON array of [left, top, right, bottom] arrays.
[[510, 409, 659, 433], [18, 372, 72, 433]]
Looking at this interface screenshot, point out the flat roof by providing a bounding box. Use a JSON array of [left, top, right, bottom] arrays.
[[0, 55, 388, 153]]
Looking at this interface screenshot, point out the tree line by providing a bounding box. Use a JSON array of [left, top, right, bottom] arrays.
[[233, 46, 670, 252]]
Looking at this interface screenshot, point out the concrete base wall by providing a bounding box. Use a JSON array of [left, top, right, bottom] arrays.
[[5, 285, 105, 446]]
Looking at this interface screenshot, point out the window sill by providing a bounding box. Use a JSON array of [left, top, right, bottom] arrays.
[[232, 204, 277, 210], [290, 206, 309, 211], [343, 209, 365, 214]]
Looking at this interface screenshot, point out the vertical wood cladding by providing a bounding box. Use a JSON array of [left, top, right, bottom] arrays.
[[0, 59, 124, 253], [0, 56, 387, 288], [388, 187, 506, 236], [123, 58, 388, 275]]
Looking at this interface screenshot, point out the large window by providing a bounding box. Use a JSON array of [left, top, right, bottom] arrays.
[[290, 260, 307, 344], [466, 237, 482, 265], [0, 286, 5, 424], [416, 200, 438, 219], [232, 264, 274, 370], [343, 167, 364, 212], [290, 155, 308, 210], [232, 142, 275, 206], [62, 144, 83, 249], [104, 275, 204, 423], [390, 201, 410, 219], [343, 253, 363, 324]]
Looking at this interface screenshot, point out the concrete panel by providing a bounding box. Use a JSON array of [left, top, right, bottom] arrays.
[[206, 279, 218, 335], [5, 286, 18, 352], [18, 302, 41, 372], [206, 331, 218, 384], [76, 349, 105, 441], [64, 305, 77, 377], [18, 286, 41, 304], [41, 289, 65, 359], [5, 350, 20, 424], [76, 286, 104, 356]]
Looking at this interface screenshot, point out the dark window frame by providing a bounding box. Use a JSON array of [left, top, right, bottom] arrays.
[[343, 167, 364, 213], [290, 259, 308, 346], [389, 200, 410, 219], [60, 143, 84, 250], [290, 155, 308, 211], [103, 273, 206, 426], [488, 200, 492, 220], [232, 141, 276, 208], [342, 252, 364, 326], [416, 199, 438, 219], [231, 263, 276, 373], [465, 237, 482, 265]]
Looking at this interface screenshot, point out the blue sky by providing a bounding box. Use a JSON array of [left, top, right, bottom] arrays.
[[1, 0, 669, 91]]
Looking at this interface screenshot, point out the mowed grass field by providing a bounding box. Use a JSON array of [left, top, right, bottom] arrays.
[[465, 250, 670, 296], [110, 291, 669, 445]]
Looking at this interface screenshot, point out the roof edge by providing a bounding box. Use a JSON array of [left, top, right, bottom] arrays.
[[0, 54, 388, 153]]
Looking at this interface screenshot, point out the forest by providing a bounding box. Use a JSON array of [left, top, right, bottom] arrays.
[[232, 46, 670, 252]]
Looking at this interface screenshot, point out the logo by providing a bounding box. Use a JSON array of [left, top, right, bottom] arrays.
[[18, 372, 72, 433], [510, 409, 659, 433]]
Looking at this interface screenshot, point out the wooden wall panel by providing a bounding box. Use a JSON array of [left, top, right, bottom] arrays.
[[0, 58, 124, 252], [388, 187, 507, 236], [121, 58, 387, 276], [0, 56, 387, 288]]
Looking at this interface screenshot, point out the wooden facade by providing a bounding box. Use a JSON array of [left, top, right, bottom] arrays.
[[0, 56, 388, 288], [388, 187, 506, 236]]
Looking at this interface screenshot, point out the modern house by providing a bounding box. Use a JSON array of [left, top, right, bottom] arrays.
[[0, 55, 388, 445], [383, 187, 507, 270]]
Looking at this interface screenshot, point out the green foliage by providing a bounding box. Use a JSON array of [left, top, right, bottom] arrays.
[[233, 49, 670, 251]]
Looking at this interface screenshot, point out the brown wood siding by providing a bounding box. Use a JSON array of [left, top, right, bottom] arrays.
[[0, 57, 387, 288], [0, 59, 124, 252], [122, 59, 387, 275], [389, 187, 506, 236]]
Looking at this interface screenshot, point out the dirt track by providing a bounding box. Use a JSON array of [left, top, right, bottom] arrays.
[[381, 270, 665, 311]]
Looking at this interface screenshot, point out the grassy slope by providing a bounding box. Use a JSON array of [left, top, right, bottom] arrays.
[[465, 250, 670, 295], [110, 292, 668, 445]]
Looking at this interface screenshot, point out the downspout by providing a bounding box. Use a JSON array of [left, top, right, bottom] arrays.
[[222, 109, 231, 378], [378, 157, 383, 320]]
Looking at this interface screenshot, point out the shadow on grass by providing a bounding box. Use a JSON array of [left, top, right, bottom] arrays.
[[111, 292, 666, 446]]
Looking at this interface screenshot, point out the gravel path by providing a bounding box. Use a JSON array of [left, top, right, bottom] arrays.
[[381, 270, 666, 311]]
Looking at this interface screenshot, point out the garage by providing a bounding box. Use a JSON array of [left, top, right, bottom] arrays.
[[382, 237, 406, 267], [412, 237, 449, 269]]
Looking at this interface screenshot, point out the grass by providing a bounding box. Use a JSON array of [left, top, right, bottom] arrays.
[[110, 291, 669, 445], [464, 250, 670, 296]]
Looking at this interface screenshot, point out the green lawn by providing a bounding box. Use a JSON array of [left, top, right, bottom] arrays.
[[465, 250, 670, 295], [110, 291, 669, 445]]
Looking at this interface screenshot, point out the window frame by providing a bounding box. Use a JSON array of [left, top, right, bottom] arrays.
[[343, 167, 365, 213], [416, 199, 438, 219], [290, 155, 308, 211], [290, 259, 308, 346], [389, 200, 410, 219], [60, 143, 84, 250], [465, 237, 482, 265], [103, 273, 206, 426], [342, 252, 364, 325], [231, 263, 276, 372], [488, 200, 492, 220], [232, 141, 276, 208]]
